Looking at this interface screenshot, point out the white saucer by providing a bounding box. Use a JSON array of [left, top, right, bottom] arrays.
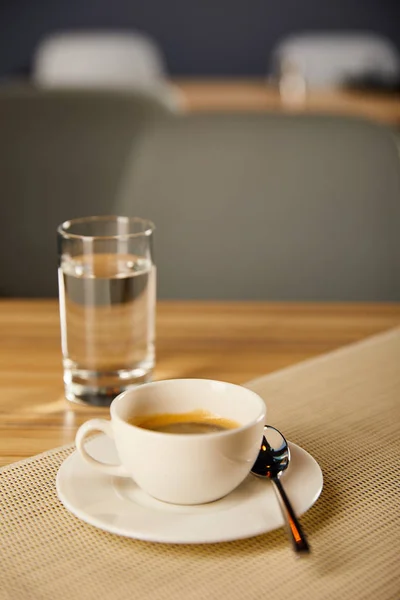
[[56, 435, 323, 544]]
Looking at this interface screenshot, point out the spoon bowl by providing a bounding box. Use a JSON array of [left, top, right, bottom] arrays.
[[252, 426, 290, 478]]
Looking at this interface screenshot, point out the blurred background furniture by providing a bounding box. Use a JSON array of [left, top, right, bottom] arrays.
[[172, 79, 400, 126], [271, 32, 400, 91], [1, 3, 398, 123], [33, 31, 183, 111], [1, 89, 399, 300], [0, 85, 173, 297], [117, 113, 400, 301]]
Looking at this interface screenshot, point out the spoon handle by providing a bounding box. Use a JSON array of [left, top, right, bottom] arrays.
[[272, 477, 310, 554]]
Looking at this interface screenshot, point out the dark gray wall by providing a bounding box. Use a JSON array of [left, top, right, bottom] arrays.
[[1, 0, 399, 77]]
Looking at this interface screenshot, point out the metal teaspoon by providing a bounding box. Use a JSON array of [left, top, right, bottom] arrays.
[[251, 425, 310, 554]]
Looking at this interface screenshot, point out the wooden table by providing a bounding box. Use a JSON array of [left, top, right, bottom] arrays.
[[1, 299, 400, 467], [174, 78, 400, 126]]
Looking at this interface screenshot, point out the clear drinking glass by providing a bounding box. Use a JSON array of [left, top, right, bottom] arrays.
[[57, 216, 156, 406]]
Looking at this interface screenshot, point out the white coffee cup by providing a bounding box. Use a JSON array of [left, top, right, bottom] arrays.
[[75, 378, 266, 505]]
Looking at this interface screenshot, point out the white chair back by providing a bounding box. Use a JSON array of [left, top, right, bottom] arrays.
[[273, 33, 400, 88], [34, 32, 167, 87]]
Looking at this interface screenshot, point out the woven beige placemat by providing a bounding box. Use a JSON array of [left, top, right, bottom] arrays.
[[1, 328, 400, 600]]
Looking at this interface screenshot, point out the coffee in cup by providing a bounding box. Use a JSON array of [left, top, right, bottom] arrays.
[[129, 409, 240, 434]]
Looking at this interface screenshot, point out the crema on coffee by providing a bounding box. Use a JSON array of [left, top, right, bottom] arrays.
[[128, 409, 240, 434]]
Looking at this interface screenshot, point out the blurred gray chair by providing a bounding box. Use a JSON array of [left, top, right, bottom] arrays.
[[272, 32, 400, 90], [117, 113, 400, 300], [0, 85, 172, 297], [33, 31, 183, 111]]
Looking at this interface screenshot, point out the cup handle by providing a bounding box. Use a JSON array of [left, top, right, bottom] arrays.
[[75, 418, 129, 477]]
